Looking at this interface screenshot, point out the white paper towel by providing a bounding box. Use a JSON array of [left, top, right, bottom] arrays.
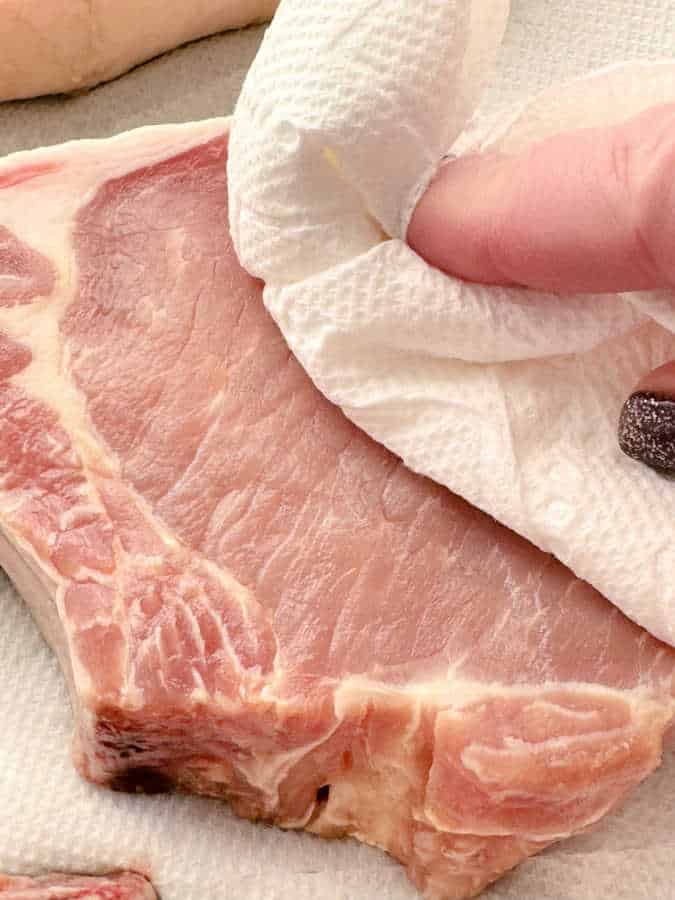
[[3, 5, 675, 900], [229, 0, 675, 646]]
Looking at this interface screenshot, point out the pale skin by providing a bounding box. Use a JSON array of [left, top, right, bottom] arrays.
[[408, 102, 675, 473]]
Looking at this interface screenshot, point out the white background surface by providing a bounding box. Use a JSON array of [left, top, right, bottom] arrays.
[[1, 3, 674, 898]]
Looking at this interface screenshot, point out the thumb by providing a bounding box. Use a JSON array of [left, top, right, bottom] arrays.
[[407, 103, 675, 474]]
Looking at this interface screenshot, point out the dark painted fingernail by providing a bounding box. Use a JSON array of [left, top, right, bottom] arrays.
[[618, 392, 675, 475]]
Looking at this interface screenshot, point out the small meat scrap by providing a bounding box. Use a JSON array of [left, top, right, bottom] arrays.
[[0, 872, 156, 899]]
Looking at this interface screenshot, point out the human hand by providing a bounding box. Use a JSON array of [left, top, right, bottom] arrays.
[[408, 103, 675, 475]]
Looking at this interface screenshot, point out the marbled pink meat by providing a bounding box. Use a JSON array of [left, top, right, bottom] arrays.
[[0, 872, 155, 900], [0, 120, 673, 900]]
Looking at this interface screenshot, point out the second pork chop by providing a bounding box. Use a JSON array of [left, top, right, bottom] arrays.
[[0, 120, 673, 900]]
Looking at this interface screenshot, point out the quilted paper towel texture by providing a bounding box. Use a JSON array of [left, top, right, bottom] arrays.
[[229, 0, 675, 645]]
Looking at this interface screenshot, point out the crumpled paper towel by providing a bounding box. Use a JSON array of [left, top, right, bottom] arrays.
[[2, 6, 675, 900], [229, 0, 675, 646]]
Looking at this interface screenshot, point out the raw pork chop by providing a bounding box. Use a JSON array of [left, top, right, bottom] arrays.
[[0, 119, 674, 900], [0, 872, 155, 899], [0, 0, 277, 102]]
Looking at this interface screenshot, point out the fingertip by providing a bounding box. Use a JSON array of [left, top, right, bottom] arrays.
[[409, 104, 675, 294], [407, 155, 514, 286], [634, 361, 675, 398]]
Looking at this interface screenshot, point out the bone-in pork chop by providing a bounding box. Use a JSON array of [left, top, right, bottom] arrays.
[[0, 120, 673, 900], [0, 0, 278, 102], [0, 872, 155, 899]]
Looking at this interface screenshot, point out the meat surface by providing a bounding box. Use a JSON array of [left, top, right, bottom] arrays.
[[0, 119, 673, 900], [0, 0, 277, 102], [0, 872, 155, 900]]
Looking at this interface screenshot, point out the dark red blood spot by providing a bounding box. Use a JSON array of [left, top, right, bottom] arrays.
[[308, 783, 331, 826], [0, 334, 31, 380], [109, 766, 175, 794], [316, 784, 331, 805], [0, 225, 55, 305], [0, 161, 60, 190]]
